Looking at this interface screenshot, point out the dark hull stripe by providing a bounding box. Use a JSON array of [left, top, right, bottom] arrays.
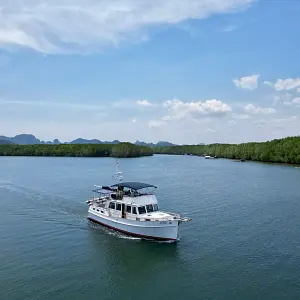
[[88, 217, 177, 241]]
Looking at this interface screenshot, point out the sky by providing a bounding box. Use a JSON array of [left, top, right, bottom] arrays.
[[1, 0, 300, 144]]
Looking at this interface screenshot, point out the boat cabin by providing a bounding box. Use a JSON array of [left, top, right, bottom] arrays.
[[90, 182, 174, 221]]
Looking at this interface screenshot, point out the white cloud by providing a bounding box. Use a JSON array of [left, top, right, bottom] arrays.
[[263, 81, 273, 87], [136, 99, 152, 106], [132, 118, 136, 123], [244, 104, 276, 115], [233, 74, 260, 90], [164, 99, 232, 120], [0, 0, 255, 54], [297, 88, 300, 93], [273, 78, 300, 91]]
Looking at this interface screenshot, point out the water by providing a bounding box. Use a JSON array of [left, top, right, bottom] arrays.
[[0, 155, 300, 300]]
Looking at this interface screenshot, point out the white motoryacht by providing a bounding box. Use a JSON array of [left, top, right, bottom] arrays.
[[86, 160, 191, 241]]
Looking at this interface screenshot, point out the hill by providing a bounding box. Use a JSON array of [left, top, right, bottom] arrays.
[[0, 134, 177, 147], [0, 140, 15, 145]]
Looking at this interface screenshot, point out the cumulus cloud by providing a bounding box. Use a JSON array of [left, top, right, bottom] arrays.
[[233, 74, 260, 90], [265, 78, 300, 91], [136, 99, 152, 106], [244, 104, 276, 115], [0, 0, 255, 54], [263, 81, 273, 87], [164, 99, 232, 120], [273, 78, 300, 91]]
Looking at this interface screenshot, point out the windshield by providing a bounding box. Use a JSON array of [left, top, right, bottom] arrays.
[[146, 204, 154, 213], [138, 206, 146, 215]]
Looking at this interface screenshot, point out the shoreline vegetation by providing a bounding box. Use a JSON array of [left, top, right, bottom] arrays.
[[154, 136, 300, 165], [0, 136, 299, 165], [0, 143, 153, 158]]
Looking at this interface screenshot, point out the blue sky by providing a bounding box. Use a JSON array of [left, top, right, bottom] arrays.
[[1, 0, 300, 144]]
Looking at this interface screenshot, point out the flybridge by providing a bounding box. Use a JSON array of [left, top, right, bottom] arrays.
[[110, 182, 157, 190]]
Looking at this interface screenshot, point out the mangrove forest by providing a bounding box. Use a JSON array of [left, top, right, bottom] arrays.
[[0, 142, 153, 158], [154, 136, 300, 165]]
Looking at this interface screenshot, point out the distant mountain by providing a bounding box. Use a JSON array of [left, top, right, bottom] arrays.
[[13, 134, 41, 144], [135, 140, 177, 147], [0, 134, 176, 147], [156, 141, 177, 147], [0, 134, 61, 145], [135, 140, 155, 147], [0, 139, 15, 145], [69, 138, 120, 144], [0, 134, 41, 145]]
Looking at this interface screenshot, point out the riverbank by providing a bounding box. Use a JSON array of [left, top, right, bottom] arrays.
[[153, 136, 300, 165], [0, 142, 153, 158]]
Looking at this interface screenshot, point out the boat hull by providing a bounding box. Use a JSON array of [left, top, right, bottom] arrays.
[[88, 210, 179, 241]]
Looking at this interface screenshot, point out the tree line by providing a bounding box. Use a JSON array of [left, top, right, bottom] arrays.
[[154, 136, 300, 165], [0, 143, 153, 158]]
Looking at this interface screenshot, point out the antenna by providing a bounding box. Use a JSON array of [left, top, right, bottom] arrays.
[[112, 157, 123, 182]]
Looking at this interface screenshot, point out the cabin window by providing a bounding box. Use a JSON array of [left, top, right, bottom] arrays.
[[116, 203, 122, 211], [153, 204, 158, 211], [138, 206, 146, 215], [109, 202, 115, 210], [146, 204, 154, 213], [126, 205, 132, 213], [132, 207, 137, 214]]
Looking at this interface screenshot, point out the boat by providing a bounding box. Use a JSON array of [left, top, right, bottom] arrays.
[[204, 155, 215, 159], [86, 159, 191, 241]]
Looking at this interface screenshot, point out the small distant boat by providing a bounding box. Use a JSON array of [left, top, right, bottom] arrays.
[[204, 155, 215, 159], [86, 159, 191, 241]]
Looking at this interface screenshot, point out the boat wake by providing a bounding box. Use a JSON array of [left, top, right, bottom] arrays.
[[0, 181, 87, 224]]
